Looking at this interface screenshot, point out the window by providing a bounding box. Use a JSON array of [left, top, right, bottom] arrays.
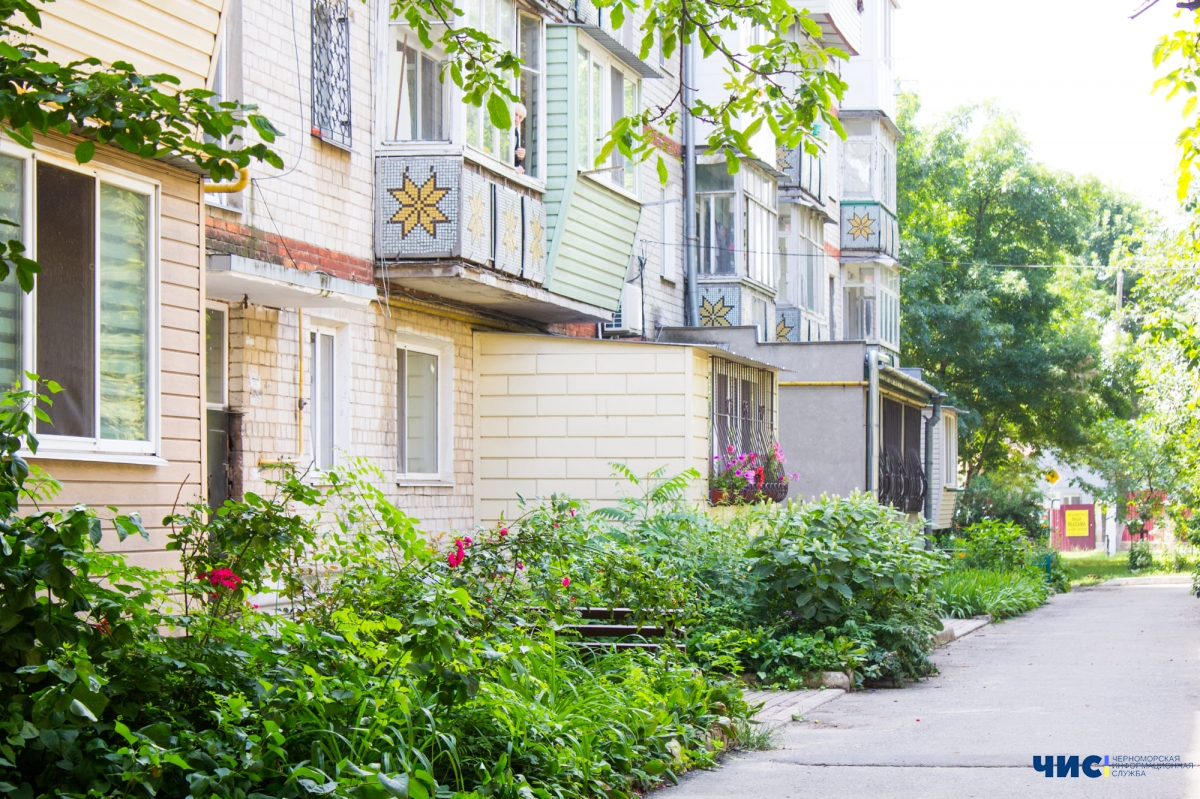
[[843, 262, 899, 349], [697, 164, 734, 276], [880, 0, 894, 71], [576, 41, 639, 193], [33, 160, 154, 449], [710, 358, 776, 469], [0, 155, 21, 392], [310, 328, 337, 471], [944, 413, 958, 488], [386, 29, 445, 141], [206, 305, 229, 508], [397, 347, 439, 476], [312, 0, 352, 148], [742, 168, 776, 288], [463, 0, 542, 177]]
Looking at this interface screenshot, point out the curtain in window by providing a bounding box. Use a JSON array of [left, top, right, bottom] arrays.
[[99, 184, 148, 441], [405, 350, 438, 473], [0, 155, 21, 391]]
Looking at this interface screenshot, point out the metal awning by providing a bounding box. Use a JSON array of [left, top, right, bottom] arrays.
[[207, 253, 377, 309]]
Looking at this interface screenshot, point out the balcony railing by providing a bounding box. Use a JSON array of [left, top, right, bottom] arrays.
[[375, 153, 547, 284], [879, 446, 927, 514], [777, 144, 824, 202], [841, 200, 898, 259]]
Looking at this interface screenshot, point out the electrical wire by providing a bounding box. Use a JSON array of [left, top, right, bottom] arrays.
[[254, 0, 306, 182]]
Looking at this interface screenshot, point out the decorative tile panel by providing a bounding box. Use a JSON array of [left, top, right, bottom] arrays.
[[376, 156, 460, 260], [522, 196, 548, 284], [459, 169, 493, 266], [494, 185, 524, 277], [841, 201, 897, 258], [698, 284, 739, 327], [776, 308, 800, 342]]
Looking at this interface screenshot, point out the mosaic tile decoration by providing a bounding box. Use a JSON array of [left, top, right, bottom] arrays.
[[459, 169, 493, 267], [522, 196, 547, 284], [841, 203, 881, 252], [776, 145, 800, 188], [776, 307, 800, 342], [494, 184, 524, 277], [698, 284, 739, 327], [376, 156, 460, 260]]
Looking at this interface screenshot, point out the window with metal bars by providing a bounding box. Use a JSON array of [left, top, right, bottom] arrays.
[[710, 358, 776, 466], [879, 397, 927, 513], [312, 0, 352, 148]]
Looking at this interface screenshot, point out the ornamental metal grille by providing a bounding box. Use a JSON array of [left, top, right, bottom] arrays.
[[710, 359, 785, 500], [879, 398, 927, 513], [312, 0, 352, 148]]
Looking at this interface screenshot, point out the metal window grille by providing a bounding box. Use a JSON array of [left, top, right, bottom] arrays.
[[312, 0, 352, 148], [710, 358, 783, 486], [879, 398, 927, 513]]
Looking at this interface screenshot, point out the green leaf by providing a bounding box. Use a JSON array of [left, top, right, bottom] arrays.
[[69, 698, 97, 722], [378, 772, 410, 798], [73, 140, 95, 163], [46, 659, 75, 683], [486, 93, 511, 132]]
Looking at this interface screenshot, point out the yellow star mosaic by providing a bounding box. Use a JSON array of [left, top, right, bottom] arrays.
[[528, 213, 545, 266], [699, 296, 735, 327], [776, 317, 794, 341], [500, 202, 521, 257], [848, 212, 875, 241], [389, 173, 450, 238], [465, 188, 487, 246]]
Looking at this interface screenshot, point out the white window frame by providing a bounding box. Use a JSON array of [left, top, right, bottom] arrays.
[[576, 33, 641, 200], [944, 413, 958, 488], [382, 26, 450, 145], [12, 146, 162, 463], [306, 321, 350, 474], [395, 332, 454, 485], [205, 301, 229, 412]]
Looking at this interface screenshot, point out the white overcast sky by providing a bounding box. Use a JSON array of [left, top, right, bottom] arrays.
[[895, 0, 1184, 213]]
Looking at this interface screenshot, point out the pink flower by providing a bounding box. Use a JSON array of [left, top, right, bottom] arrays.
[[464, 536, 473, 547], [517, 561, 525, 570], [562, 576, 571, 587], [569, 508, 576, 517], [726, 445, 735, 454], [252, 603, 259, 609], [500, 528, 508, 537], [748, 452, 756, 460]]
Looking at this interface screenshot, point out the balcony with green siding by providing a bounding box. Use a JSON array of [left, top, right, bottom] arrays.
[[542, 24, 644, 314]]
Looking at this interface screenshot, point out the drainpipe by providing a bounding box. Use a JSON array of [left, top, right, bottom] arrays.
[[865, 350, 880, 496], [924, 392, 944, 542], [682, 35, 699, 327]]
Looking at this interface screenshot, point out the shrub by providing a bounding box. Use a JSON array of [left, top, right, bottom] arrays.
[[1129, 540, 1154, 572], [958, 519, 1034, 571], [934, 569, 1050, 619], [953, 465, 1048, 538]]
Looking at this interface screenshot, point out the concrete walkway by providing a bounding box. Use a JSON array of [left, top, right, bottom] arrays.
[[664, 582, 1200, 797]]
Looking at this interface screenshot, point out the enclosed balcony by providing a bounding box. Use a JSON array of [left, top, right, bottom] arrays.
[[840, 200, 898, 258], [374, 151, 612, 323]]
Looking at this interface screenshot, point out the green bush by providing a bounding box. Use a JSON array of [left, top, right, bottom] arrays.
[[958, 519, 1034, 571], [934, 569, 1050, 619], [1129, 541, 1155, 572], [952, 464, 1049, 538]]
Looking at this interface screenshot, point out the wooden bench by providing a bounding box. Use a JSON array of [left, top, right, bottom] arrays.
[[564, 607, 686, 652]]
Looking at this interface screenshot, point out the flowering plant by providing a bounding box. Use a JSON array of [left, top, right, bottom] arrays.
[[710, 442, 795, 504]]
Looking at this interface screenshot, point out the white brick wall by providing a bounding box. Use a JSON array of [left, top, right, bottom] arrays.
[[474, 333, 711, 522]]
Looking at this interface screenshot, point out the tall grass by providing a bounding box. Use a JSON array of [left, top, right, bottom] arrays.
[[934, 569, 1049, 619]]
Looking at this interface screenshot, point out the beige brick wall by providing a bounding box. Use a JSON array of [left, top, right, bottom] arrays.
[[474, 333, 711, 522], [226, 300, 475, 533]]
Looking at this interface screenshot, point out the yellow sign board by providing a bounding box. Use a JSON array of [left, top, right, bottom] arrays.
[[1046, 469, 1060, 485], [1065, 509, 1089, 538]]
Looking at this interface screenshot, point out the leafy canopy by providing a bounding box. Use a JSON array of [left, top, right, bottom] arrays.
[[388, 0, 848, 178]]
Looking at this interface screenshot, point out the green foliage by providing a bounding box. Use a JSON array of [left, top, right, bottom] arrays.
[[1154, 8, 1200, 201], [389, 0, 846, 183], [748, 493, 947, 625], [956, 519, 1034, 571], [896, 94, 1137, 478], [952, 462, 1049, 537], [934, 569, 1049, 619], [1129, 540, 1155, 572]]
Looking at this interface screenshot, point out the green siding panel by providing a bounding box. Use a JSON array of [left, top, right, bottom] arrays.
[[542, 24, 642, 313]]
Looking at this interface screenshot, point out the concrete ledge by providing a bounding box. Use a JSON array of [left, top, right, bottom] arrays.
[[1104, 575, 1192, 586], [746, 688, 847, 723], [932, 616, 991, 647]]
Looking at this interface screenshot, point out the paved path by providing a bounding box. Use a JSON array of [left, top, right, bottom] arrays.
[[664, 582, 1200, 797]]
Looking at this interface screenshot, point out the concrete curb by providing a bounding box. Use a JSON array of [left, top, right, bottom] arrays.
[[932, 615, 991, 647], [746, 688, 846, 724], [1103, 575, 1192, 586]]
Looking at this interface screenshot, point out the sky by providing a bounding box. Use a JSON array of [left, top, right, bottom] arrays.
[[895, 0, 1185, 214]]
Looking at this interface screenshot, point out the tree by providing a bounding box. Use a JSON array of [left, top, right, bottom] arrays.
[[388, 0, 848, 177], [897, 95, 1134, 480], [0, 0, 281, 289]]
